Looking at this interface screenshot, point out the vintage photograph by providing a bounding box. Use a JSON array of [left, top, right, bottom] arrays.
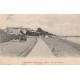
[[0, 14, 80, 64]]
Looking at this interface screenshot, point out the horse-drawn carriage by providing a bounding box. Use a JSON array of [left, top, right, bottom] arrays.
[[19, 30, 27, 41]]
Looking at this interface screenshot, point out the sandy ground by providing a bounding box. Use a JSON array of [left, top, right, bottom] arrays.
[[1, 36, 80, 57], [43, 37, 80, 57], [0, 37, 80, 64], [0, 37, 37, 57], [27, 38, 54, 57]]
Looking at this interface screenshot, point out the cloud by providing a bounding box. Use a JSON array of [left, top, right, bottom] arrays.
[[0, 14, 80, 36], [50, 22, 80, 36]]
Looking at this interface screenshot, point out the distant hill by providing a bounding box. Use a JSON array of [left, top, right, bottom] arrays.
[[25, 27, 56, 37]]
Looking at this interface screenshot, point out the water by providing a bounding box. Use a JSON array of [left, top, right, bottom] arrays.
[[63, 37, 80, 44]]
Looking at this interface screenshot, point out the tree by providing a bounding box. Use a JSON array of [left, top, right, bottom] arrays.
[[37, 28, 43, 32], [26, 30, 31, 36]]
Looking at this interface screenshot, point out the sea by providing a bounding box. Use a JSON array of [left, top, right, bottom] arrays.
[[60, 37, 80, 44]]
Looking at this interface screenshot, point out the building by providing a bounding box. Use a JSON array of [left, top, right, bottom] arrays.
[[5, 27, 27, 35]]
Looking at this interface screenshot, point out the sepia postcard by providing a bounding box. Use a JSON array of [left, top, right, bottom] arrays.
[[0, 14, 80, 65]]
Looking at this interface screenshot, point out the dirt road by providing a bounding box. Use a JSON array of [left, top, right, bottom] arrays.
[[0, 37, 37, 57], [27, 38, 53, 57], [0, 38, 54, 57]]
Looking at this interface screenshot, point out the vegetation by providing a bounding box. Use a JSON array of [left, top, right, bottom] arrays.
[[0, 29, 20, 43], [0, 27, 54, 43], [26, 28, 54, 36]]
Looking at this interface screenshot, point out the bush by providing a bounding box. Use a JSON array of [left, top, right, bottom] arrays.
[[0, 29, 20, 43]]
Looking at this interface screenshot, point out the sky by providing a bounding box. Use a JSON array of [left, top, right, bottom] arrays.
[[0, 14, 80, 36]]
